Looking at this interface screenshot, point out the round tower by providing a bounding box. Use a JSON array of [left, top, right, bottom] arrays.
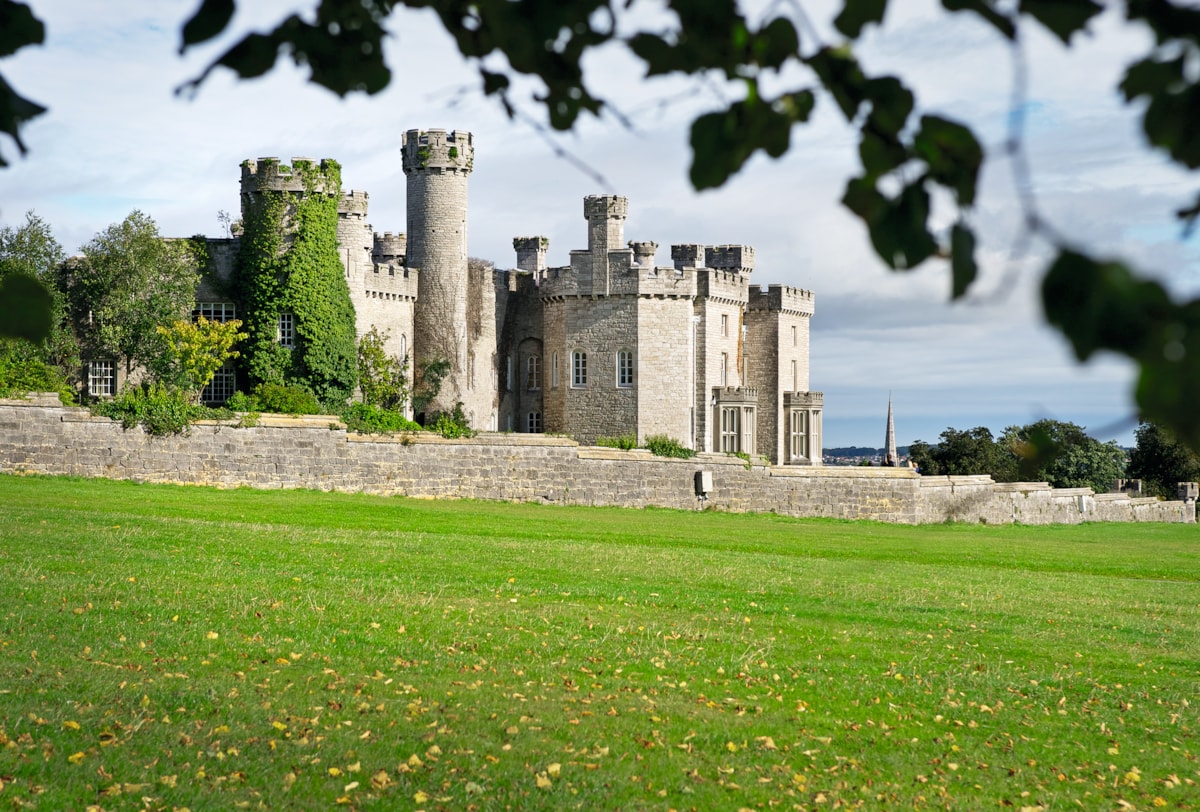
[[402, 128, 480, 421]]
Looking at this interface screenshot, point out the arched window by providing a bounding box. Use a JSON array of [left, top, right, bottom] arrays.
[[399, 333, 407, 360], [616, 350, 634, 387], [572, 351, 587, 387], [527, 411, 543, 433], [551, 352, 559, 389], [527, 355, 541, 390]]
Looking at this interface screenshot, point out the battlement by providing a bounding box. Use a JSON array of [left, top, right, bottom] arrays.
[[783, 391, 824, 407], [584, 195, 628, 221], [373, 231, 407, 264], [240, 157, 340, 195], [629, 241, 658, 268], [339, 189, 370, 217], [401, 129, 474, 175], [747, 284, 815, 315], [706, 245, 755, 273], [713, 386, 759, 405], [696, 268, 750, 303], [671, 244, 704, 270], [513, 236, 549, 272]]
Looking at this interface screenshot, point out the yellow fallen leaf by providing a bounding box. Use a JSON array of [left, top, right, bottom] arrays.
[[547, 763, 561, 777], [347, 761, 361, 773], [63, 720, 80, 731], [370, 770, 391, 789], [426, 745, 442, 757], [206, 631, 219, 640], [343, 781, 359, 792], [328, 767, 342, 777], [413, 790, 428, 803], [68, 751, 86, 764], [536, 773, 552, 789]]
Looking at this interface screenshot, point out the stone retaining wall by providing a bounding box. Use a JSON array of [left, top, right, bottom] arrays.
[[0, 397, 1193, 525]]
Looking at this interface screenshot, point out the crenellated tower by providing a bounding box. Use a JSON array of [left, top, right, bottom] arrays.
[[402, 128, 493, 424]]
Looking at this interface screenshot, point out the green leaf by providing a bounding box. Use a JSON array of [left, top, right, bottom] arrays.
[[1019, 0, 1102, 45], [950, 222, 977, 299], [863, 75, 913, 136], [0, 0, 44, 58], [180, 0, 235, 53], [689, 98, 795, 189], [913, 114, 983, 206], [941, 0, 1016, 39], [842, 176, 938, 269], [752, 17, 800, 70], [0, 73, 47, 165], [1141, 82, 1200, 169], [806, 46, 868, 120], [834, 0, 889, 38], [0, 272, 52, 342], [858, 128, 907, 178], [1119, 55, 1184, 103], [1040, 249, 1170, 361]]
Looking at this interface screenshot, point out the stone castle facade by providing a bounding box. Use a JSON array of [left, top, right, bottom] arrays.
[[194, 128, 824, 464]]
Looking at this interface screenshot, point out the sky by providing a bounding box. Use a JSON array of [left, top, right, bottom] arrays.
[[2, 1, 1197, 450]]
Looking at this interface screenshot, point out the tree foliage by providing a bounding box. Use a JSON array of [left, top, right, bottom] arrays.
[[3, 1, 1200, 448], [153, 315, 245, 401], [0, 210, 76, 381], [60, 211, 201, 378], [357, 326, 409, 411], [1127, 420, 1200, 499], [912, 419, 1127, 494]]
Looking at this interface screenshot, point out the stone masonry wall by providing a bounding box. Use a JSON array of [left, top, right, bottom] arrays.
[[0, 398, 1192, 525]]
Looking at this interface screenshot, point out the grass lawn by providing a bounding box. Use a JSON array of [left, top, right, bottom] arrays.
[[0, 473, 1197, 810]]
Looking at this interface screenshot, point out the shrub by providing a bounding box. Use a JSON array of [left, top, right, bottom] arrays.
[[429, 402, 475, 439], [644, 434, 695, 459], [91, 383, 205, 436], [223, 391, 258, 412], [596, 433, 637, 450], [341, 402, 421, 435], [253, 382, 321, 415]]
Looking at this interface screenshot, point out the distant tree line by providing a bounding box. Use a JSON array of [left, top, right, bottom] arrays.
[[909, 418, 1199, 498]]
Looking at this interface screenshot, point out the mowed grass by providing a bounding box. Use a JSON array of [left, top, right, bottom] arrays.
[[1, 475, 1198, 811]]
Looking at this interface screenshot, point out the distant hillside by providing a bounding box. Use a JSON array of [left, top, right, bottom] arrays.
[[825, 446, 911, 457]]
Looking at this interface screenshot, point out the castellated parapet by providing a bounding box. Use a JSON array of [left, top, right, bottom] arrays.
[[240, 157, 340, 195], [340, 189, 370, 217], [629, 241, 658, 268], [672, 244, 704, 270], [697, 268, 751, 305], [400, 129, 474, 174], [748, 284, 815, 316], [373, 232, 407, 265], [706, 245, 755, 273], [513, 236, 549, 273]]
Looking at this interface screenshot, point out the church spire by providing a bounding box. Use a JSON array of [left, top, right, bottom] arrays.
[[884, 393, 898, 467]]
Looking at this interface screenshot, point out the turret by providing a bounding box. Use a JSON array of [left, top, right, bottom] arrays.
[[513, 236, 549, 273], [402, 129, 491, 425]]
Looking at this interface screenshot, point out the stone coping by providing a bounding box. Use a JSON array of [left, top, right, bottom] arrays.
[[917, 474, 996, 486], [769, 465, 918, 479]]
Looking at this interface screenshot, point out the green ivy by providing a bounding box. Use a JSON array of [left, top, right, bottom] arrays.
[[236, 159, 358, 406], [644, 434, 695, 459]]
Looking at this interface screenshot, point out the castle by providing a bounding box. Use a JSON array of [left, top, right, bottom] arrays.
[[186, 128, 824, 465]]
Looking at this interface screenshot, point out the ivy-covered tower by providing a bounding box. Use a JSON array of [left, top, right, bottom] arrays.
[[237, 157, 358, 404], [402, 129, 493, 426]]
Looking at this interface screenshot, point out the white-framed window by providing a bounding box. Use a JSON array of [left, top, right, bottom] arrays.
[[720, 406, 739, 452], [528, 411, 543, 433], [399, 333, 407, 361], [741, 406, 755, 455], [720, 314, 728, 337], [193, 302, 237, 322], [201, 361, 237, 405], [616, 350, 634, 387], [790, 409, 808, 461], [720, 353, 728, 387], [572, 351, 587, 387], [527, 355, 541, 390], [277, 312, 295, 348], [87, 360, 115, 397], [551, 352, 560, 389]]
